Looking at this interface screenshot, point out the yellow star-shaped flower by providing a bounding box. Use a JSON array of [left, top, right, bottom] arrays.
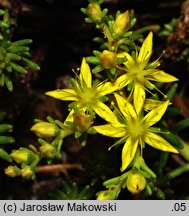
[[116, 32, 178, 114], [45, 58, 123, 122], [94, 93, 178, 172]]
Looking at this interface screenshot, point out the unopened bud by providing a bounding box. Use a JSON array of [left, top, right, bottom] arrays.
[[30, 121, 59, 138], [113, 10, 130, 37], [126, 170, 146, 194], [21, 165, 35, 180], [96, 189, 118, 200], [40, 143, 56, 159], [87, 3, 102, 23], [99, 50, 117, 69], [73, 111, 91, 132], [10, 147, 36, 164], [4, 165, 21, 177]]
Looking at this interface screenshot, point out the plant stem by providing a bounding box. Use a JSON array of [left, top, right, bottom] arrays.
[[167, 163, 189, 179], [103, 172, 129, 187], [179, 139, 189, 162], [102, 23, 116, 51], [158, 163, 189, 186], [36, 163, 83, 173]]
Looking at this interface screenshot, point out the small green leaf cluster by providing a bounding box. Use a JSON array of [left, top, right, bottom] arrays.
[[0, 110, 14, 162], [3, 111, 96, 179], [49, 181, 94, 200], [97, 156, 156, 199], [81, 4, 136, 79], [81, 1, 159, 80], [0, 9, 40, 91], [31, 116, 74, 162], [158, 18, 178, 37], [4, 116, 75, 179]]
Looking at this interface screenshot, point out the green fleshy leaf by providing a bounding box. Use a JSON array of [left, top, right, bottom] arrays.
[[0, 148, 12, 162], [86, 56, 100, 64], [8, 46, 29, 54], [165, 107, 183, 117], [11, 39, 33, 46], [0, 124, 12, 133], [166, 83, 178, 100], [6, 53, 21, 61], [10, 62, 27, 74], [161, 133, 183, 150], [5, 75, 13, 91], [0, 136, 15, 144], [173, 118, 189, 133], [22, 57, 40, 71]]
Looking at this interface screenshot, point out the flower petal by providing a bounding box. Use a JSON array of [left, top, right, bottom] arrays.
[[144, 99, 171, 111], [92, 101, 118, 123], [145, 132, 178, 153], [94, 124, 126, 138], [65, 106, 87, 122], [97, 78, 126, 96], [117, 51, 129, 59], [138, 32, 153, 63], [114, 74, 131, 91], [80, 58, 92, 88], [45, 89, 78, 101], [122, 52, 135, 67], [64, 110, 74, 122], [143, 100, 169, 127], [133, 83, 145, 114], [121, 137, 138, 172], [97, 74, 130, 97], [148, 70, 178, 82], [114, 93, 137, 119]]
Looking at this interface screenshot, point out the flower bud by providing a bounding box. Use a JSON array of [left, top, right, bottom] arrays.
[[4, 165, 21, 177], [40, 143, 56, 159], [10, 147, 36, 164], [96, 189, 118, 200], [126, 170, 146, 194], [73, 111, 91, 132], [21, 165, 35, 180], [87, 3, 102, 23], [112, 10, 130, 37], [99, 50, 117, 69], [30, 121, 59, 138]]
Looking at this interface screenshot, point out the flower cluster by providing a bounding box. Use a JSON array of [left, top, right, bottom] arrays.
[[46, 31, 178, 175], [45, 28, 179, 197]]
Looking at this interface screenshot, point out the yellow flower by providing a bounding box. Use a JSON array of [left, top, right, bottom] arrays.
[[94, 93, 178, 172], [116, 32, 178, 114], [45, 58, 122, 122]]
